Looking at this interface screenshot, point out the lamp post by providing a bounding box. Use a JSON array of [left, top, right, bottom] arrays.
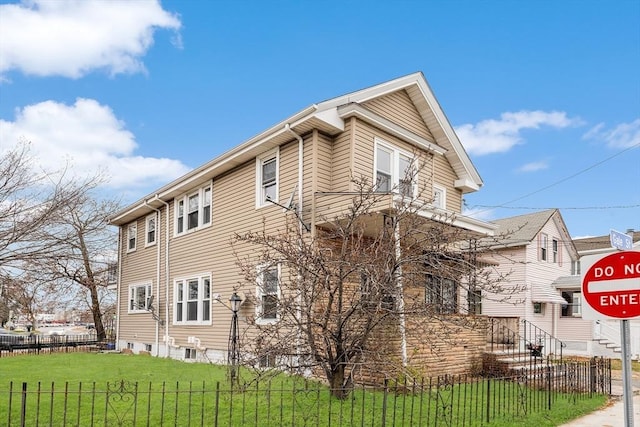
[[227, 292, 242, 385]]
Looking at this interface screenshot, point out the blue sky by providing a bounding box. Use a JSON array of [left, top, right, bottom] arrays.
[[0, 0, 638, 238]]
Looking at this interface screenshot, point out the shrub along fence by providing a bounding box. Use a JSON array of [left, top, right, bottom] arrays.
[[2, 358, 610, 427]]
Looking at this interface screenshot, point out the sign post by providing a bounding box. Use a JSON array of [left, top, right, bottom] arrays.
[[582, 250, 640, 427]]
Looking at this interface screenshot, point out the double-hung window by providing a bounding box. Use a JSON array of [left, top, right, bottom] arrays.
[[374, 139, 416, 198], [256, 264, 280, 323], [256, 149, 279, 207], [552, 239, 559, 263], [129, 283, 152, 313], [127, 223, 137, 252], [174, 184, 212, 236], [425, 274, 458, 314], [561, 290, 582, 317], [145, 214, 156, 246], [174, 275, 211, 324], [540, 233, 548, 261]]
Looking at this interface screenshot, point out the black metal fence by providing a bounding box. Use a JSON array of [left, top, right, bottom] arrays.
[[1, 358, 610, 427], [0, 333, 100, 357]]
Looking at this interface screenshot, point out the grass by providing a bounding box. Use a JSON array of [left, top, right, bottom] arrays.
[[0, 352, 609, 426]]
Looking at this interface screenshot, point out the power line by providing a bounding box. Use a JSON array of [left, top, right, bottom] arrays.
[[471, 204, 640, 211], [470, 141, 640, 214]]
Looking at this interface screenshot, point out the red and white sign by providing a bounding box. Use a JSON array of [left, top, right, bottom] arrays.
[[582, 251, 640, 320]]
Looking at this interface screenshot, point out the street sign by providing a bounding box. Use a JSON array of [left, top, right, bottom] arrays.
[[581, 251, 640, 320], [610, 229, 633, 251]]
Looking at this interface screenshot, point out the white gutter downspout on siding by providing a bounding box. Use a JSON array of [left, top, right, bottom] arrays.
[[285, 123, 305, 370], [285, 123, 304, 234], [144, 200, 162, 357], [156, 197, 171, 358], [115, 227, 123, 351]]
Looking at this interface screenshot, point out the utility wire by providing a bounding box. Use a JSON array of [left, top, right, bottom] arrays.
[[469, 141, 640, 214]]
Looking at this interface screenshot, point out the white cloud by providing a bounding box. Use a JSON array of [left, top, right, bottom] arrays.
[[455, 111, 582, 156], [0, 0, 181, 79], [516, 160, 549, 173], [583, 119, 640, 149], [0, 98, 190, 188]]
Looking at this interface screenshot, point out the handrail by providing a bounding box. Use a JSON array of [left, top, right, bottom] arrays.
[[521, 319, 565, 362], [487, 318, 565, 370]]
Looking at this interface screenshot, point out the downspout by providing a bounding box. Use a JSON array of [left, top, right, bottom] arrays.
[[144, 200, 162, 356], [115, 226, 123, 351], [285, 123, 305, 369], [285, 123, 304, 235], [156, 197, 171, 358]]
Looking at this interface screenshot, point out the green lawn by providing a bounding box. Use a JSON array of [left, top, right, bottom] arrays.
[[0, 353, 608, 426]]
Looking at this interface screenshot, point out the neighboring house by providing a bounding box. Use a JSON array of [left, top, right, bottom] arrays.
[[109, 72, 498, 377], [553, 230, 640, 359], [479, 209, 578, 353]]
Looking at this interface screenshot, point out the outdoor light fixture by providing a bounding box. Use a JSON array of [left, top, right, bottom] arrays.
[[229, 292, 242, 313], [228, 292, 242, 385]]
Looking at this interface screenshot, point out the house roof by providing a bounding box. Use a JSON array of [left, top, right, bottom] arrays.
[[110, 72, 484, 226], [475, 209, 578, 257], [573, 231, 640, 254]]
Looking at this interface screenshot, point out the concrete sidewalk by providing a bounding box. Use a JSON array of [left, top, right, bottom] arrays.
[[559, 394, 639, 426], [560, 378, 640, 427]]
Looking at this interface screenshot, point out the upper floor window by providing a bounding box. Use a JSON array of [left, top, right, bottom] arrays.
[[540, 233, 548, 261], [127, 223, 137, 252], [432, 184, 446, 209], [174, 274, 211, 324], [174, 184, 212, 236], [256, 149, 279, 207], [425, 274, 458, 314], [256, 264, 280, 323], [145, 214, 157, 246], [374, 139, 416, 198], [552, 238, 559, 263], [129, 282, 151, 313]]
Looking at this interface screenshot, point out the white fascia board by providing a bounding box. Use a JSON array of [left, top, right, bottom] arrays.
[[337, 103, 447, 156], [316, 72, 424, 110], [413, 79, 483, 189], [313, 108, 345, 133]]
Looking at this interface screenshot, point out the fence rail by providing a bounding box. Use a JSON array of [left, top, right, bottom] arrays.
[[0, 334, 102, 357], [1, 358, 610, 427]]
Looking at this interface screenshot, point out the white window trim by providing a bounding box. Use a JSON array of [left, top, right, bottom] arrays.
[[373, 138, 418, 198], [145, 213, 157, 247], [432, 184, 446, 209], [173, 273, 212, 325], [127, 223, 137, 253], [255, 263, 281, 325], [256, 148, 279, 208], [128, 282, 152, 313], [174, 184, 212, 237]]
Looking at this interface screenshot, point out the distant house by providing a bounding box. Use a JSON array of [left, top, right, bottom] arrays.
[[109, 72, 498, 379], [479, 210, 578, 351], [553, 230, 640, 359]]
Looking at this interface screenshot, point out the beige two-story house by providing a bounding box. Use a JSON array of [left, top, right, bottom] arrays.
[[109, 72, 497, 377]]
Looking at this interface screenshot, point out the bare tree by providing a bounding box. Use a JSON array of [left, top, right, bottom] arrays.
[[42, 194, 121, 341], [0, 141, 118, 339], [234, 171, 516, 398]]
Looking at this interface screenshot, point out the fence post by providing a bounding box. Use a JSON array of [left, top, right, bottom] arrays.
[[381, 379, 388, 427], [486, 378, 491, 424], [20, 382, 27, 427]]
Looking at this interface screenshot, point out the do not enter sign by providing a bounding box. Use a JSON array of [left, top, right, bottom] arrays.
[[582, 251, 640, 319]]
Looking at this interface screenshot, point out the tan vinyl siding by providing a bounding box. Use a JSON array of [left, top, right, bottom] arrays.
[[362, 89, 435, 141], [314, 132, 333, 193], [118, 216, 162, 343], [330, 118, 354, 192], [432, 154, 462, 213]]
